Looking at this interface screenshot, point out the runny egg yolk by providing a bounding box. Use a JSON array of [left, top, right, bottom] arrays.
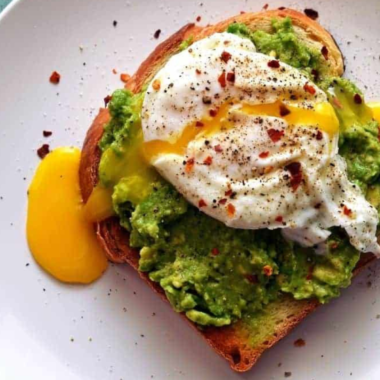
[[83, 185, 114, 222], [27, 147, 108, 284], [143, 101, 339, 162]]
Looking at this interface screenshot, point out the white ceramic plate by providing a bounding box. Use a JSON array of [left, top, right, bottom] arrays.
[[1, 0, 380, 379]]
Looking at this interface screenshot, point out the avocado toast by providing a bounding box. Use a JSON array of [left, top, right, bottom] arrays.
[[79, 9, 379, 372]]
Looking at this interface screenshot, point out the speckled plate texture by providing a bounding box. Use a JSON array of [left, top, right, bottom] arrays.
[[0, 0, 379, 379]]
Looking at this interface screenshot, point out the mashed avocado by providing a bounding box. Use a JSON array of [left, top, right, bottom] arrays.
[[112, 180, 359, 326], [97, 19, 379, 327], [322, 78, 380, 195], [227, 18, 325, 79]]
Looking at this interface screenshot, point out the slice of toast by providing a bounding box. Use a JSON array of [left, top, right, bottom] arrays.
[[79, 9, 374, 372]]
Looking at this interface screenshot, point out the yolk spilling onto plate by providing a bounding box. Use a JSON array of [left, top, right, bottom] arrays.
[[143, 101, 339, 162], [27, 147, 108, 284]]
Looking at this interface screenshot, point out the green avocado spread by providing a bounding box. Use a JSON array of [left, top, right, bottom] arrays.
[[227, 18, 326, 79], [97, 18, 380, 327]]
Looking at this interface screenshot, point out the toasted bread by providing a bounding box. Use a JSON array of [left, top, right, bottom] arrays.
[[79, 9, 373, 372]]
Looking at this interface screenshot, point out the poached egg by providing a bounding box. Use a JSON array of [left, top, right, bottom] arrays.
[[142, 32, 380, 255]]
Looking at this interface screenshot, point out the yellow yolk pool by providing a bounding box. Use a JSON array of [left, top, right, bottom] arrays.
[[27, 147, 108, 284]]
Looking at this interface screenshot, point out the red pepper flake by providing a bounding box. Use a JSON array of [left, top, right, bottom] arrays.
[[304, 8, 319, 20], [43, 130, 52, 137], [218, 72, 227, 88], [316, 130, 323, 140], [220, 51, 232, 63], [306, 265, 314, 280], [294, 338, 306, 347], [120, 73, 131, 83], [211, 248, 219, 256], [185, 158, 195, 173], [198, 199, 207, 208], [279, 104, 291, 117], [112, 68, 117, 75], [332, 97, 343, 109], [37, 144, 50, 159], [275, 215, 283, 223], [259, 151, 270, 159], [195, 69, 201, 75], [245, 274, 258, 284], [196, 121, 204, 127], [154, 29, 161, 39], [263, 3, 269, 10], [104, 95, 112, 107], [267, 60, 280, 69], [343, 205, 352, 217], [284, 372, 292, 378], [209, 108, 218, 117], [303, 83, 316, 95], [354, 93, 363, 104], [285, 162, 303, 192], [240, 11, 246, 15], [214, 144, 223, 152], [226, 203, 235, 217], [278, 6, 286, 10], [226, 72, 235, 83], [267, 128, 284, 143], [225, 189, 233, 197], [196, 16, 201, 22], [321, 46, 329, 60], [263, 265, 273, 277], [152, 79, 161, 91], [219, 198, 227, 205], [49, 71, 61, 84], [330, 241, 339, 250], [203, 156, 213, 166]]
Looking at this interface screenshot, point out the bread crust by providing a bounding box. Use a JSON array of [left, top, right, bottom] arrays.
[[79, 10, 370, 372], [196, 9, 344, 76], [126, 23, 201, 93], [126, 8, 344, 94]]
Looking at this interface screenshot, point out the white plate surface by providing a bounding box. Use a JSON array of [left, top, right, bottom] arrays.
[[1, 0, 380, 379]]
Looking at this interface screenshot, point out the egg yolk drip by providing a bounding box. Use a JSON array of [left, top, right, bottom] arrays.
[[84, 126, 159, 221], [27, 147, 108, 284], [98, 128, 156, 188], [83, 185, 114, 222], [143, 101, 339, 162]]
